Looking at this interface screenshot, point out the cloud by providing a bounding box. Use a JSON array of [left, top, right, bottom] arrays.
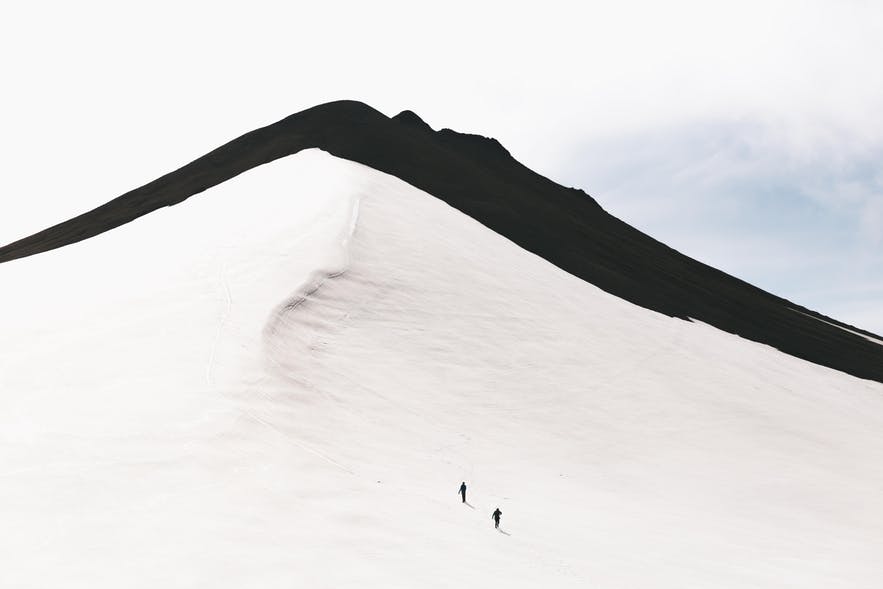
[[556, 117, 883, 333]]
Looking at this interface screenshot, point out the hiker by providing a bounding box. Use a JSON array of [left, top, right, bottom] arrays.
[[459, 482, 467, 503], [492, 507, 502, 529]]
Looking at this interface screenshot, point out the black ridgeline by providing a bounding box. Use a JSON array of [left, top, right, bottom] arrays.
[[2, 101, 881, 382]]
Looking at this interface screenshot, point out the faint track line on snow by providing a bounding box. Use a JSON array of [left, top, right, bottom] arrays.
[[205, 257, 233, 387], [243, 403, 355, 475], [590, 318, 689, 394]]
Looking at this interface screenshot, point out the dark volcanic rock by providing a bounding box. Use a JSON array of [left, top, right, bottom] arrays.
[[392, 110, 433, 133], [2, 100, 881, 382]]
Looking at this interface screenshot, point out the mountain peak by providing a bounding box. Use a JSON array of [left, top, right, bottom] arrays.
[[392, 110, 433, 132], [2, 100, 881, 382], [393, 110, 511, 160]]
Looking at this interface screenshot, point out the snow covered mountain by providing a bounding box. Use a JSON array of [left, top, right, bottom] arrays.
[[2, 101, 880, 382], [2, 105, 883, 587]]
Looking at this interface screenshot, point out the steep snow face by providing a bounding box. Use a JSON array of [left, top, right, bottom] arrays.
[[2, 150, 883, 588]]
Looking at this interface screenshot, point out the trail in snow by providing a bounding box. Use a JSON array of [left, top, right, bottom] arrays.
[[205, 257, 233, 386]]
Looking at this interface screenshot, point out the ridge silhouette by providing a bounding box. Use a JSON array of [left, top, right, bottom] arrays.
[[2, 100, 881, 382]]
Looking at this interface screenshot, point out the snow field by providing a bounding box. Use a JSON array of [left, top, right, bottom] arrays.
[[2, 150, 883, 588]]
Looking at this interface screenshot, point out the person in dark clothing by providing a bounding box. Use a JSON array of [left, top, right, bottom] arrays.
[[459, 482, 467, 503], [492, 507, 502, 529]]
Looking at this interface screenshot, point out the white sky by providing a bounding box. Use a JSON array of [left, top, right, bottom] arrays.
[[1, 0, 881, 331]]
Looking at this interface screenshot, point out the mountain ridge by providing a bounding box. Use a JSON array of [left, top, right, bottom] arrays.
[[1, 99, 881, 382]]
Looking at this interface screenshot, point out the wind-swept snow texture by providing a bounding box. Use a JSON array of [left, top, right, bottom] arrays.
[[2, 150, 882, 588], [1, 101, 881, 382]]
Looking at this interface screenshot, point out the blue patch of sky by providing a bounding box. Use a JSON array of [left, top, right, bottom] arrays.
[[553, 119, 883, 334]]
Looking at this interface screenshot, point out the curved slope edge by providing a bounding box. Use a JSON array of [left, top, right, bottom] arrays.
[[1, 100, 881, 382]]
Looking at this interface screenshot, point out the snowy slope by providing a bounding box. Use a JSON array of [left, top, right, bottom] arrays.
[[2, 149, 883, 588]]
